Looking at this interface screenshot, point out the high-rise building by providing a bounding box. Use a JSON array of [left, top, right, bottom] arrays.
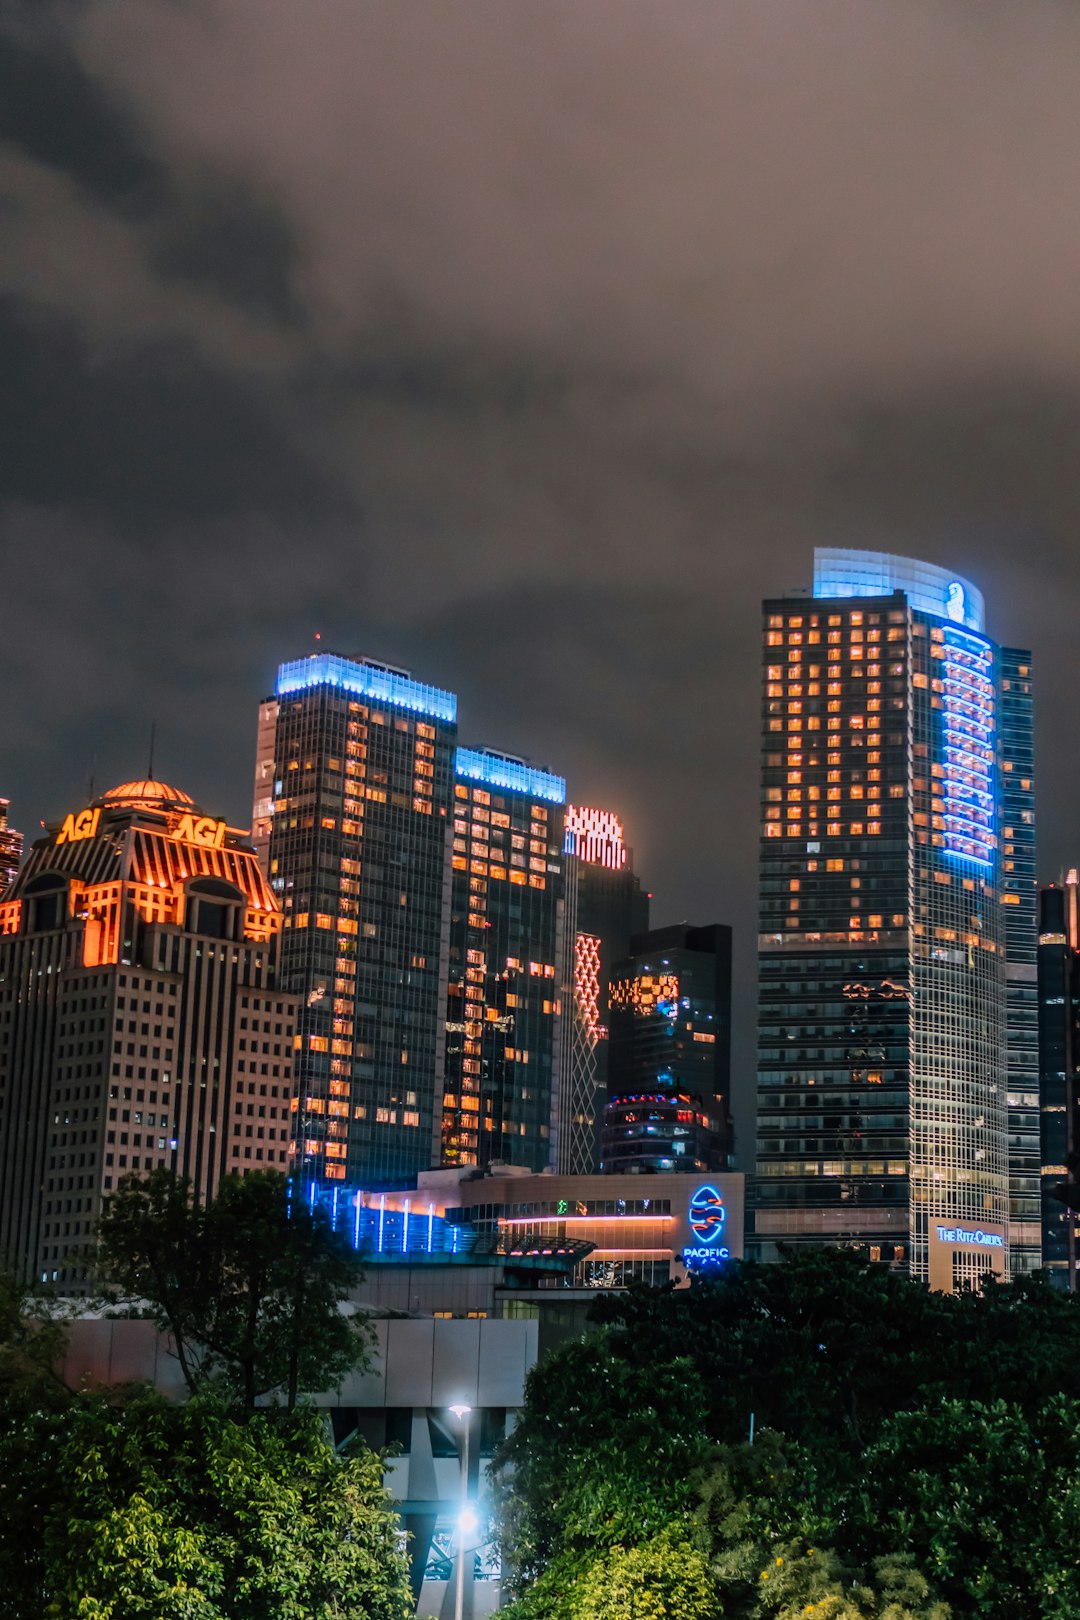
[[253, 653, 457, 1189], [756, 549, 1032, 1291], [0, 779, 295, 1287], [600, 924, 733, 1174], [559, 807, 650, 1174], [0, 799, 22, 897], [1000, 651, 1040, 1273], [1037, 876, 1080, 1288], [442, 748, 566, 1174]]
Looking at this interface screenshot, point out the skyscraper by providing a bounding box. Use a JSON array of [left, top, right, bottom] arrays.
[[0, 799, 22, 897], [1037, 876, 1080, 1288], [442, 748, 566, 1173], [559, 806, 650, 1174], [0, 779, 295, 1287], [600, 923, 732, 1174], [756, 549, 1031, 1291], [1000, 652, 1040, 1273], [253, 653, 457, 1188]]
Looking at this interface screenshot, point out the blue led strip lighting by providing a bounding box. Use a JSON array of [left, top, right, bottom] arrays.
[[940, 625, 996, 865], [455, 747, 566, 804], [276, 654, 457, 723]]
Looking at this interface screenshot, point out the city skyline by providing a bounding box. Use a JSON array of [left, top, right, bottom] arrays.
[[9, 4, 1080, 1163]]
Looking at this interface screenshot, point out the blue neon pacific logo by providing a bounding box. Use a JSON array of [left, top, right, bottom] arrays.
[[688, 1185, 727, 1245]]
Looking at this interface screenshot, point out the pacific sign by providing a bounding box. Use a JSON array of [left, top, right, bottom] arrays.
[[682, 1184, 730, 1267]]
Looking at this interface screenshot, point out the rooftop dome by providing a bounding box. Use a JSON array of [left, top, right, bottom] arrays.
[[95, 780, 196, 813]]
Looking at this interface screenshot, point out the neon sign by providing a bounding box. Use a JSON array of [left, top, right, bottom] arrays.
[[688, 1184, 727, 1244], [170, 813, 227, 850], [934, 1225, 1004, 1249], [56, 807, 100, 845]]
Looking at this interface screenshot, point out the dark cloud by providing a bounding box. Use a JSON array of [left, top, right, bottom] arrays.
[[5, 0, 1080, 1152], [0, 300, 335, 523]]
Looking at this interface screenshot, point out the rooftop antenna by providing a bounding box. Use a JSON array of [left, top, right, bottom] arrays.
[[148, 720, 157, 782]]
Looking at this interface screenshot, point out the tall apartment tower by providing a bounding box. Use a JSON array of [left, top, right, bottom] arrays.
[[1037, 876, 1080, 1288], [1000, 653, 1040, 1272], [0, 779, 295, 1287], [0, 799, 23, 896], [442, 749, 566, 1173], [600, 923, 733, 1174], [559, 807, 650, 1174], [756, 549, 1033, 1292], [253, 653, 457, 1189]]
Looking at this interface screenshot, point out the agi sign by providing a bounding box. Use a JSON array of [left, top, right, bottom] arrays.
[[682, 1184, 730, 1267]]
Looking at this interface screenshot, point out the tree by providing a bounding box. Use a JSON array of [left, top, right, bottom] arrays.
[[97, 1169, 370, 1409], [847, 1398, 1080, 1620], [492, 1336, 711, 1593], [0, 1389, 412, 1620]]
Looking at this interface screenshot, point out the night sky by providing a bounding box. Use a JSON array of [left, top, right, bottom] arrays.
[[6, 2, 1080, 1157]]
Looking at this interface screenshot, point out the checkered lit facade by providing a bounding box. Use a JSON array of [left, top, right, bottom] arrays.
[[756, 550, 1031, 1288]]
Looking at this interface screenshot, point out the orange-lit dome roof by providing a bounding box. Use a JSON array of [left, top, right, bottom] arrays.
[[96, 780, 196, 813]]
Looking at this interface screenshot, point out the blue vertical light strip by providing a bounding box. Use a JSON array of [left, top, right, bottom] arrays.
[[402, 1198, 411, 1253], [308, 1181, 317, 1211], [377, 1194, 386, 1254], [940, 625, 996, 865], [331, 1187, 339, 1230], [353, 1193, 362, 1249], [427, 1202, 435, 1254]]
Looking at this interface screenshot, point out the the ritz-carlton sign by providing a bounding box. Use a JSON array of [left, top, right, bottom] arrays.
[[935, 1224, 1005, 1250]]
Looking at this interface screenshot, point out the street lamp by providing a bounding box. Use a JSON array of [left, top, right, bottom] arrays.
[[449, 1404, 472, 1620]]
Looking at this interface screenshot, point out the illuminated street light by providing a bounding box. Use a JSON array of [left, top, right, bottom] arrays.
[[449, 1404, 472, 1620]]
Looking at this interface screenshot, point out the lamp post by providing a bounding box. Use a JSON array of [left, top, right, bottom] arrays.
[[449, 1404, 472, 1620]]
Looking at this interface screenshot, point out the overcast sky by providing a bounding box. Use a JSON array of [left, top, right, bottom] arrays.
[[5, 0, 1080, 1149]]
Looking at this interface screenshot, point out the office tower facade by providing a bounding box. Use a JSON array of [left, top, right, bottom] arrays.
[[999, 652, 1040, 1272], [0, 779, 295, 1287], [253, 653, 457, 1188], [442, 749, 566, 1173], [756, 550, 1030, 1291], [1038, 877, 1080, 1288], [0, 799, 22, 896], [559, 807, 650, 1174], [600, 924, 733, 1174]]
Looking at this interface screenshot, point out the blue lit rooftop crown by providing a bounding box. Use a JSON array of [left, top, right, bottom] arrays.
[[455, 747, 566, 804], [813, 548, 985, 634], [275, 653, 457, 723]]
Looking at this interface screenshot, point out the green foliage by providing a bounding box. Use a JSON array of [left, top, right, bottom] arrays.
[[0, 1270, 71, 1406], [97, 1168, 370, 1408], [848, 1397, 1080, 1619], [0, 1390, 412, 1620], [497, 1252, 1080, 1617], [573, 1527, 718, 1620], [494, 1336, 711, 1590], [589, 1250, 1080, 1455]]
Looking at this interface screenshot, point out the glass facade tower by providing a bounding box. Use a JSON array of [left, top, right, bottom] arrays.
[[0, 799, 22, 897], [1038, 877, 1080, 1288], [559, 807, 650, 1174], [253, 653, 457, 1187], [600, 924, 733, 1175], [442, 748, 566, 1173], [756, 550, 1029, 1290], [999, 652, 1040, 1273]]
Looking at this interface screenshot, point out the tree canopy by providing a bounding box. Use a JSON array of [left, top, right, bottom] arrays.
[[96, 1168, 370, 1408], [495, 1250, 1080, 1620]]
